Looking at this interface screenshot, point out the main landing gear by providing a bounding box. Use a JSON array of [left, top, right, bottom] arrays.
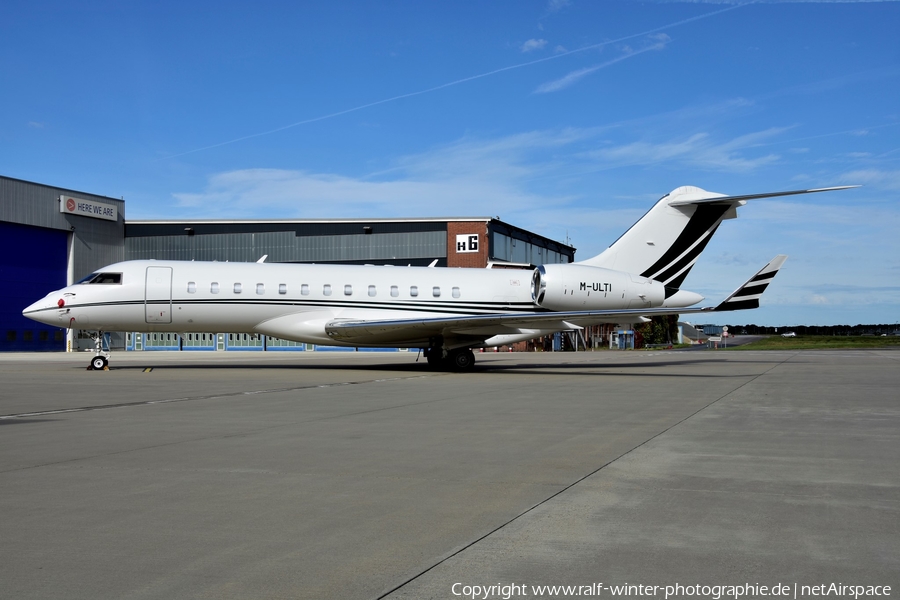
[[423, 347, 476, 371], [87, 331, 110, 371]]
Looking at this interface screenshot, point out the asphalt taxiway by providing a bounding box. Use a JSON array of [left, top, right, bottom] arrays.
[[1, 349, 897, 599]]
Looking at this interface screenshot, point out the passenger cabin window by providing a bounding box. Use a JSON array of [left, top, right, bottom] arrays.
[[410, 286, 418, 297], [433, 286, 441, 297], [452, 287, 461, 298], [211, 282, 220, 294], [344, 285, 353, 296], [301, 284, 309, 296], [279, 283, 287, 295], [323, 284, 332, 296], [368, 285, 376, 297], [78, 272, 122, 285], [390, 285, 399, 297], [187, 282, 196, 293], [256, 283, 265, 295], [234, 283, 242, 294]]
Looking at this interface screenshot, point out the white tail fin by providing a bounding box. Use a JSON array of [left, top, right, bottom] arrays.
[[579, 185, 856, 288]]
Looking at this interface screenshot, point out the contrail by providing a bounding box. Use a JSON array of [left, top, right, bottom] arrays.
[[159, 3, 749, 160]]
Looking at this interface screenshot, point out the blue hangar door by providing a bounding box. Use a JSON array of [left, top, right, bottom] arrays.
[[0, 221, 68, 351]]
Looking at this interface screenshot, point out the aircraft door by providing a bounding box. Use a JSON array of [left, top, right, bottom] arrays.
[[145, 266, 173, 324]]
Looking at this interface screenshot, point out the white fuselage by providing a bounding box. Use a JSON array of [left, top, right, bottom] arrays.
[[23, 259, 683, 348]]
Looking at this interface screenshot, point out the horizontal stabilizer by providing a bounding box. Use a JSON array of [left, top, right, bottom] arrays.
[[668, 186, 859, 206], [714, 255, 787, 312]]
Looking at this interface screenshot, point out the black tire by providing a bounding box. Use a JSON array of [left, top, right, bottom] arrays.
[[91, 356, 107, 370], [449, 349, 475, 371]]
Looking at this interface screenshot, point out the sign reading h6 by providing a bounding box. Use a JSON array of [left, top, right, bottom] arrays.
[[456, 234, 479, 253]]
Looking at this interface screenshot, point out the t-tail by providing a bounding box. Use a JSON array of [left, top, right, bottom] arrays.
[[578, 185, 856, 289]]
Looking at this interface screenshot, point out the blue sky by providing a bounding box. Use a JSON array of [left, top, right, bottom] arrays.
[[2, 0, 898, 326]]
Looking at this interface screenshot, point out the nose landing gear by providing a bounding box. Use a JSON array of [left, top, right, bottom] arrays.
[[87, 331, 110, 371]]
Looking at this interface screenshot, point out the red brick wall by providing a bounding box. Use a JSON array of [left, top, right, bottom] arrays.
[[447, 222, 489, 268]]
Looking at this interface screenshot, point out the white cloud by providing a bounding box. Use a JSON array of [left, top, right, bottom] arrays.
[[547, 0, 570, 12], [534, 36, 670, 94], [535, 64, 607, 94], [171, 130, 591, 221], [584, 128, 786, 172], [841, 169, 900, 191], [520, 38, 548, 53]]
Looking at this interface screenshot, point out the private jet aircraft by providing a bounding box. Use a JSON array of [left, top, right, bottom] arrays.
[[23, 185, 854, 370]]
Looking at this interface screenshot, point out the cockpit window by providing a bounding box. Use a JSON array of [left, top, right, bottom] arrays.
[[76, 272, 122, 285]]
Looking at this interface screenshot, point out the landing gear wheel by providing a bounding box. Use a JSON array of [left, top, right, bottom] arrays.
[[449, 349, 475, 371], [90, 356, 108, 370]]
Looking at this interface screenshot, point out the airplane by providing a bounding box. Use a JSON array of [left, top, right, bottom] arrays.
[[22, 185, 855, 371]]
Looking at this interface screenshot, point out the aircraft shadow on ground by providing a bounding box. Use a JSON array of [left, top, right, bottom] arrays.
[[0, 418, 59, 426], [93, 356, 771, 378]]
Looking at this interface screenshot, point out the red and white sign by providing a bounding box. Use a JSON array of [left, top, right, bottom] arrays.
[[59, 195, 118, 222]]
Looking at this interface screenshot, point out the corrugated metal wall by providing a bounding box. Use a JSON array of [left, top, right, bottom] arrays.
[[126, 231, 447, 263], [0, 176, 125, 280]]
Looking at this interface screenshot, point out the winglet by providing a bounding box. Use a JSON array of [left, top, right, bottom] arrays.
[[714, 255, 788, 311]]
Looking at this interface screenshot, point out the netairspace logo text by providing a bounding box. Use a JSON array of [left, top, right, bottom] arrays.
[[450, 582, 892, 599]]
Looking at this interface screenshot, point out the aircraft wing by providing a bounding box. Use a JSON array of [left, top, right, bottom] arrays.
[[325, 255, 788, 344]]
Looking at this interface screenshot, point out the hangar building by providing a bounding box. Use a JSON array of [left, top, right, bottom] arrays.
[[1, 175, 575, 352], [1, 176, 124, 351]]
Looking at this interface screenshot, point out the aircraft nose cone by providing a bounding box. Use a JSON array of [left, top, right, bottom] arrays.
[[22, 296, 59, 325]]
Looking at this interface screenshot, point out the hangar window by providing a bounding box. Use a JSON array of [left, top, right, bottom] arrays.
[[279, 283, 287, 295], [187, 282, 196, 293], [210, 282, 220, 294], [234, 283, 242, 294], [390, 285, 399, 297], [368, 285, 376, 297], [301, 284, 309, 296], [433, 286, 441, 297], [410, 286, 418, 297], [256, 283, 265, 295], [452, 287, 460, 298], [323, 284, 332, 296], [344, 285, 353, 296]]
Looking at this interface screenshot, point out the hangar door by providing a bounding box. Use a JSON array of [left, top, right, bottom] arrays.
[[145, 266, 173, 324], [0, 221, 68, 351]]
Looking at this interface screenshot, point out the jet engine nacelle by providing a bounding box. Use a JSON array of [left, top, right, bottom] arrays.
[[532, 263, 665, 311]]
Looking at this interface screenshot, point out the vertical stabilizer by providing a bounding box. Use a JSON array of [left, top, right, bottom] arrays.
[[579, 184, 855, 288], [578, 186, 740, 288]]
